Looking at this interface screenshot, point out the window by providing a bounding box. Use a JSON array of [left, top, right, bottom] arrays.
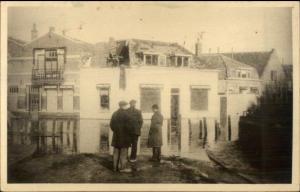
[[17, 96, 26, 109], [9, 86, 18, 94], [145, 54, 158, 66], [239, 86, 248, 94], [271, 70, 277, 81], [34, 48, 66, 71], [183, 57, 189, 66], [177, 56, 182, 67], [57, 95, 63, 110], [99, 88, 110, 110], [73, 96, 80, 110], [250, 87, 259, 94], [41, 95, 47, 110], [237, 71, 241, 78], [140, 88, 161, 112], [191, 88, 208, 111], [170, 56, 176, 66]]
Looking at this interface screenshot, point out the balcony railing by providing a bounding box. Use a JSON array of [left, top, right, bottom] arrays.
[[32, 69, 64, 85]]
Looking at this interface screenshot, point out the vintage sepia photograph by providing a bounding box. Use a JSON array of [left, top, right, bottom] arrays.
[[1, 1, 299, 191]]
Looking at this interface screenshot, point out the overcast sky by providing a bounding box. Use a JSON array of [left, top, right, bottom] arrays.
[[8, 2, 293, 64]]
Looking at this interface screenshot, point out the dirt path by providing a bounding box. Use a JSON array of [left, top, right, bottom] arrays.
[[8, 153, 251, 183]]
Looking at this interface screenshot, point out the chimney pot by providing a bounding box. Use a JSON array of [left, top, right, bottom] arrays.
[[31, 23, 38, 40]]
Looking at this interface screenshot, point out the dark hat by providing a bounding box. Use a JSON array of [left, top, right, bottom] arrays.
[[119, 101, 128, 107], [129, 100, 137, 105]]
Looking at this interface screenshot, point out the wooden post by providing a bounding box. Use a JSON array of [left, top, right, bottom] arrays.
[[215, 120, 218, 141], [60, 121, 63, 153], [199, 120, 203, 139], [188, 119, 192, 146], [228, 115, 231, 141], [73, 120, 78, 153], [203, 117, 207, 148], [52, 119, 56, 153]]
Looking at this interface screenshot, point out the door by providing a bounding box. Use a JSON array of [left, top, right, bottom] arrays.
[[169, 88, 180, 153]]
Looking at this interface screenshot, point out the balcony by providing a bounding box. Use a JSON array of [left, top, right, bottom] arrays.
[[32, 69, 64, 85]]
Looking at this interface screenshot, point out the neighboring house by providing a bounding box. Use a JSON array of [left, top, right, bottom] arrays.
[[79, 39, 220, 155], [222, 49, 285, 87], [7, 26, 94, 153], [196, 53, 261, 141], [282, 64, 293, 91]]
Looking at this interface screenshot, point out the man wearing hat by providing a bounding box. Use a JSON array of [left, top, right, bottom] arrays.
[[127, 99, 143, 162], [110, 100, 132, 172]]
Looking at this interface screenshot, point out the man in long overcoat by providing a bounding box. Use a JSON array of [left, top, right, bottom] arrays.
[[110, 101, 131, 172], [127, 100, 143, 162], [148, 104, 163, 162]]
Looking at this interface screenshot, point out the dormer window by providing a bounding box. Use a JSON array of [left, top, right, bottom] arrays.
[[145, 54, 158, 66], [169, 55, 190, 67]]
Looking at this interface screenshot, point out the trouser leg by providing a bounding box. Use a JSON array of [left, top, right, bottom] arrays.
[[157, 147, 161, 161], [119, 148, 128, 170], [113, 148, 120, 171], [130, 135, 138, 160]]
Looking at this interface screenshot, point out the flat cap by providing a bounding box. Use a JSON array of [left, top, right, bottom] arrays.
[[119, 100, 128, 106], [129, 100, 137, 104]]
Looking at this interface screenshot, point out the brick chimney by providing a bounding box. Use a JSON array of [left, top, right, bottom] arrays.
[[31, 23, 38, 40], [195, 38, 202, 56], [195, 32, 205, 56]]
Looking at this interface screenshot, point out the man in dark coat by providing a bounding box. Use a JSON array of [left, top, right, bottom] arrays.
[[148, 104, 163, 162], [127, 100, 143, 162], [110, 101, 131, 172]]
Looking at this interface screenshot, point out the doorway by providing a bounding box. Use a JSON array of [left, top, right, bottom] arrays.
[[169, 88, 181, 154]]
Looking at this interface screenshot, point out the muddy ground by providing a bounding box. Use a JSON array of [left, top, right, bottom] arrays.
[[8, 153, 250, 183]]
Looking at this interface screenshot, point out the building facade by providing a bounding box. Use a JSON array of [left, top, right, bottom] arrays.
[[7, 26, 93, 154], [79, 39, 220, 156]]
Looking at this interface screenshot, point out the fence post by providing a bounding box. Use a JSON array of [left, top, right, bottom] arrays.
[[214, 120, 218, 141], [228, 115, 231, 141], [203, 117, 207, 148], [199, 119, 203, 139], [188, 119, 192, 146]]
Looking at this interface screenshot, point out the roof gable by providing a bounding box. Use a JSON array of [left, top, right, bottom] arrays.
[[221, 50, 273, 76], [22, 32, 93, 56]]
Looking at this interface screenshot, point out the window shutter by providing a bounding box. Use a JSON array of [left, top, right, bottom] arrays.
[[73, 96, 80, 110]]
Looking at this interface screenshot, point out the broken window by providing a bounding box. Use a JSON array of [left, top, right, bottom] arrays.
[[140, 88, 161, 112], [99, 88, 110, 110], [191, 88, 208, 111]]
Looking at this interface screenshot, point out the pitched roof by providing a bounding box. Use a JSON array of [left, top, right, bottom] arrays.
[[128, 38, 193, 56], [21, 31, 94, 56], [195, 53, 256, 79], [221, 50, 274, 76], [8, 37, 27, 46]]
